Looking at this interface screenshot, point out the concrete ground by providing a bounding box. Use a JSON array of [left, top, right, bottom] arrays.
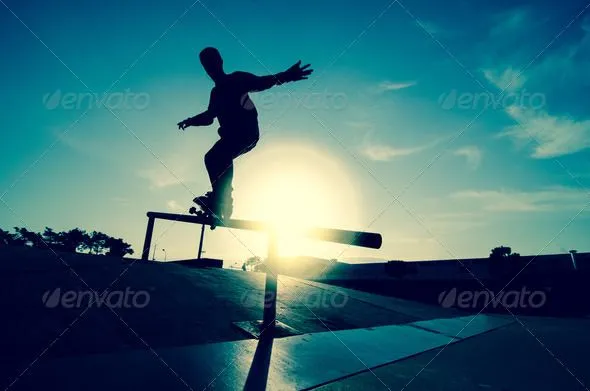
[[1, 246, 588, 390], [317, 317, 590, 390]]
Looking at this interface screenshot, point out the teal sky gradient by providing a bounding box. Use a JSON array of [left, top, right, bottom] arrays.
[[1, 0, 589, 263]]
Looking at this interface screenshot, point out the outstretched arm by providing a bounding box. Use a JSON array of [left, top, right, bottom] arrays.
[[244, 60, 313, 92], [178, 89, 217, 130], [177, 110, 215, 130]]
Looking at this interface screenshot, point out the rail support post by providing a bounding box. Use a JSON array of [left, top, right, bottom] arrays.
[[262, 233, 278, 329], [142, 216, 155, 261], [197, 224, 206, 259]]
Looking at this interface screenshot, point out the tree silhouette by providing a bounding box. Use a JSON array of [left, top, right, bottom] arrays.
[[0, 228, 16, 246], [41, 227, 61, 249], [61, 228, 89, 253], [0, 226, 133, 258], [489, 245, 522, 279], [105, 237, 134, 257], [242, 256, 264, 272], [14, 227, 44, 248], [87, 231, 110, 254], [385, 260, 417, 278]]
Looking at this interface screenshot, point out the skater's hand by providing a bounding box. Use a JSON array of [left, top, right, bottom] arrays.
[[283, 60, 313, 83], [177, 119, 190, 130], [178, 111, 215, 129]]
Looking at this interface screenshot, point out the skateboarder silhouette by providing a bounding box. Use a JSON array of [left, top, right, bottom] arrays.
[[178, 47, 313, 219]]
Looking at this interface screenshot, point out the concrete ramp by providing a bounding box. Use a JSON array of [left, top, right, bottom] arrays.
[[13, 315, 512, 390]]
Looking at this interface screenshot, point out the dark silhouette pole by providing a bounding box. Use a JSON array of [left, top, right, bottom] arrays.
[[142, 216, 155, 261], [263, 233, 278, 328], [198, 224, 206, 259]]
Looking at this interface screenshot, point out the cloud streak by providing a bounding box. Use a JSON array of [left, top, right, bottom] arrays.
[[481, 13, 590, 158], [451, 187, 590, 213], [361, 135, 450, 162], [361, 144, 426, 161], [453, 146, 483, 170], [166, 200, 184, 212], [483, 67, 526, 91], [138, 167, 188, 189], [500, 106, 590, 158], [489, 7, 532, 38], [377, 81, 417, 92]]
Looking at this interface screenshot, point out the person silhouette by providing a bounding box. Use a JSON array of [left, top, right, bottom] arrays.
[[178, 47, 313, 218]]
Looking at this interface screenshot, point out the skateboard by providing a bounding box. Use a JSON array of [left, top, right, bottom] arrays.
[[188, 196, 224, 229], [188, 205, 221, 229]]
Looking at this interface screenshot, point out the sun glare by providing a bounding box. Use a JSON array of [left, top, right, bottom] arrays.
[[234, 142, 360, 256]]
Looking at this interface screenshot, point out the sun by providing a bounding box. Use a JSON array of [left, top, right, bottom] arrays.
[[233, 142, 360, 256]]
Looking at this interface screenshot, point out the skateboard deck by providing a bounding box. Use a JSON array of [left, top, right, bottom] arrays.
[[188, 206, 221, 229], [189, 197, 225, 229], [189, 193, 234, 229]]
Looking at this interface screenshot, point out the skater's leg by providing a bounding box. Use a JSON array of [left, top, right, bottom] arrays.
[[202, 136, 258, 217], [214, 161, 233, 200], [205, 136, 257, 191], [204, 140, 234, 199]]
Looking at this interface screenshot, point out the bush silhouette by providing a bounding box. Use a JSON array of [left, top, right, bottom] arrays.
[[0, 226, 133, 257]]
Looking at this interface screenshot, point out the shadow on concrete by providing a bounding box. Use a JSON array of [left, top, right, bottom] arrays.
[[244, 334, 274, 391]]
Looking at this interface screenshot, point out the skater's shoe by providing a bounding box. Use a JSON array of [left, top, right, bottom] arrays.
[[218, 193, 234, 219], [210, 190, 233, 219], [193, 190, 233, 219], [193, 192, 222, 217], [193, 191, 213, 206]]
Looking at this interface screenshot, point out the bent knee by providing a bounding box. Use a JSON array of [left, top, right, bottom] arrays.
[[205, 145, 231, 166], [204, 149, 217, 165]]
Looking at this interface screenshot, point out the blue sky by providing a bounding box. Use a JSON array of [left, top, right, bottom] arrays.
[[1, 0, 589, 263]]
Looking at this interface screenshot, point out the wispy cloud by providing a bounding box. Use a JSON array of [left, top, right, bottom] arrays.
[[166, 200, 184, 212], [500, 106, 590, 158], [416, 20, 443, 36], [453, 146, 483, 170], [361, 135, 448, 162], [481, 15, 590, 158], [361, 144, 425, 161], [425, 212, 487, 234], [451, 187, 590, 213], [377, 81, 417, 92], [489, 7, 532, 38], [138, 167, 188, 189], [475, 8, 551, 92], [483, 67, 526, 91], [345, 121, 375, 131], [527, 15, 590, 91]]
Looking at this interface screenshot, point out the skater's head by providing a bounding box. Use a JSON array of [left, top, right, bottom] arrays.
[[200, 47, 224, 81]]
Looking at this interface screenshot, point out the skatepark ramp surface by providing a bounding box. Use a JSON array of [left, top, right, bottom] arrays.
[[1, 246, 588, 390]]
